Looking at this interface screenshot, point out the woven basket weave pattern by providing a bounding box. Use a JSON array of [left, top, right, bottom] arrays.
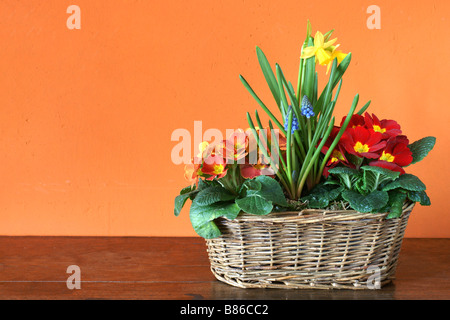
[[205, 202, 414, 289]]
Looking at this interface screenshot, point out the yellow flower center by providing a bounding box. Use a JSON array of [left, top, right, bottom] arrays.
[[213, 164, 224, 175], [331, 150, 345, 163], [373, 125, 386, 134], [254, 164, 266, 170], [380, 151, 395, 162], [353, 141, 370, 153]]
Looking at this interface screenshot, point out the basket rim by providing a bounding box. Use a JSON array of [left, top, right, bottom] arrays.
[[219, 201, 415, 224]]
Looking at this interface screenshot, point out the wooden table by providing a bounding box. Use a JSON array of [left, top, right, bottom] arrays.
[[0, 237, 448, 300]]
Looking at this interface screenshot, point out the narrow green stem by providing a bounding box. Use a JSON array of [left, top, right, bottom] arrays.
[[286, 111, 293, 179], [293, 132, 306, 160], [296, 40, 307, 100], [296, 58, 304, 101], [307, 118, 312, 148], [297, 120, 335, 197], [268, 121, 288, 177], [219, 175, 238, 196], [316, 94, 360, 182], [231, 164, 239, 193]]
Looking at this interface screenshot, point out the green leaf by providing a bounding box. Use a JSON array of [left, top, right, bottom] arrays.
[[180, 185, 195, 195], [361, 165, 400, 179], [341, 189, 389, 213], [174, 185, 197, 216], [256, 46, 281, 108], [356, 100, 371, 115], [408, 137, 436, 165], [323, 179, 341, 186], [323, 29, 335, 42], [236, 176, 288, 215], [331, 53, 352, 88], [386, 190, 407, 219], [197, 179, 214, 190], [314, 58, 337, 115], [360, 166, 400, 193], [189, 200, 240, 239], [353, 178, 366, 195], [382, 174, 426, 192], [174, 193, 190, 217], [306, 20, 312, 38], [235, 196, 273, 215], [328, 167, 360, 189], [301, 184, 344, 209], [275, 64, 291, 120], [248, 176, 288, 207], [241, 75, 286, 135], [408, 190, 431, 206], [301, 36, 316, 101], [194, 186, 236, 206], [328, 166, 359, 176], [239, 179, 262, 195], [276, 64, 300, 119]]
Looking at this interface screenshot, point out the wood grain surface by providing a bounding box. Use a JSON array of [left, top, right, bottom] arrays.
[[0, 237, 448, 300]]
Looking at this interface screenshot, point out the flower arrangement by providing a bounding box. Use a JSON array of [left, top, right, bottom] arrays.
[[174, 22, 436, 240]]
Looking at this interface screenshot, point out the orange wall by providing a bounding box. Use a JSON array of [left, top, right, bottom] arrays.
[[0, 1, 448, 237]]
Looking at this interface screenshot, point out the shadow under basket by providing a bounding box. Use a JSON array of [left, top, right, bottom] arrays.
[[205, 202, 414, 289]]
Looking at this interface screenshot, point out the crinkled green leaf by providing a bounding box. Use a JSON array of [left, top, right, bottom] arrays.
[[246, 176, 288, 207], [408, 190, 431, 206], [353, 178, 366, 195], [174, 185, 197, 216], [382, 174, 426, 192], [341, 189, 389, 213], [189, 200, 240, 239], [239, 179, 262, 196], [180, 185, 195, 195], [408, 137, 436, 166], [301, 183, 344, 208], [360, 165, 400, 193], [386, 190, 407, 219], [174, 193, 190, 217], [328, 167, 360, 189], [235, 196, 273, 215], [328, 166, 359, 176], [193, 186, 236, 206], [236, 176, 287, 215], [323, 179, 341, 186]]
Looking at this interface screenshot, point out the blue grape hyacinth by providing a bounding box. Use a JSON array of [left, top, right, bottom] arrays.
[[301, 95, 315, 118], [284, 106, 299, 134]]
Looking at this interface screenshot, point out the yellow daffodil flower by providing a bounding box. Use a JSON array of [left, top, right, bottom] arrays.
[[301, 31, 337, 64], [301, 31, 348, 74]]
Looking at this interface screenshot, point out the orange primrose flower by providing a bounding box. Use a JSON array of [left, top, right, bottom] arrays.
[[201, 155, 228, 181]]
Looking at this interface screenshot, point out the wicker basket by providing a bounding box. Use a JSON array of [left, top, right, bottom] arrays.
[[205, 201, 414, 289]]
